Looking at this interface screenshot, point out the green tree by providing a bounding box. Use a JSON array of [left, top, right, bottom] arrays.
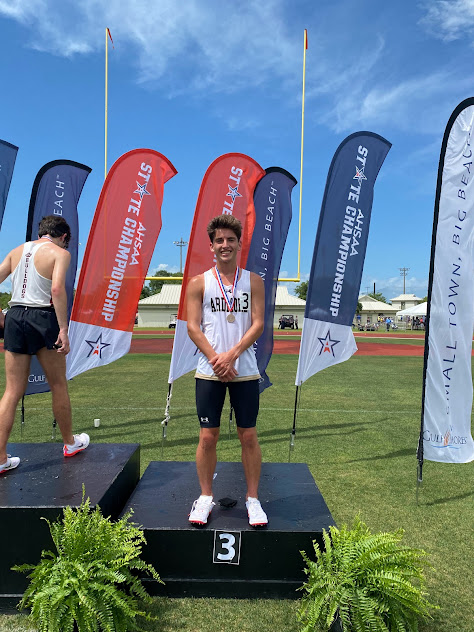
[[294, 280, 308, 301], [0, 292, 11, 310], [368, 291, 389, 304], [355, 301, 363, 315], [419, 295, 428, 303], [148, 269, 183, 295], [140, 285, 151, 300]]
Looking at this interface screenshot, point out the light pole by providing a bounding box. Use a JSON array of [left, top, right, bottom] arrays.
[[399, 267, 410, 294], [174, 237, 188, 274]]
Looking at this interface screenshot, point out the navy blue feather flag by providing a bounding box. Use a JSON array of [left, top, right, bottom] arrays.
[[25, 160, 91, 395], [247, 167, 296, 392], [296, 132, 391, 385]]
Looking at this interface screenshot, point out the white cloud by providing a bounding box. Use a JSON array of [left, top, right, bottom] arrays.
[[3, 0, 474, 136], [419, 0, 474, 41], [0, 0, 298, 91], [321, 67, 474, 134], [154, 263, 179, 274], [361, 276, 428, 299]]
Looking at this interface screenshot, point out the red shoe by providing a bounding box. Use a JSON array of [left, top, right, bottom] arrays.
[[0, 455, 20, 474], [64, 433, 90, 457]]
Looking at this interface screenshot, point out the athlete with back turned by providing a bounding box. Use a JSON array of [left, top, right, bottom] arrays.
[[0, 215, 89, 474]]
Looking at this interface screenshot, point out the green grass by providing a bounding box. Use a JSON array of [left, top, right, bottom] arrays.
[[2, 352, 474, 631]]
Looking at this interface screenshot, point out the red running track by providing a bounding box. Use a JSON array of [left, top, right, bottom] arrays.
[[128, 337, 426, 356]]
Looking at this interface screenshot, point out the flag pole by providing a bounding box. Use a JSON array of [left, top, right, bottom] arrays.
[[105, 27, 108, 180], [297, 29, 308, 282], [289, 385, 301, 462], [289, 30, 307, 461], [161, 383, 172, 458]]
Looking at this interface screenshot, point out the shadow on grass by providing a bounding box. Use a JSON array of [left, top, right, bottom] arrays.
[[97, 413, 191, 430], [258, 424, 369, 445], [140, 435, 199, 450], [346, 448, 414, 463], [137, 421, 371, 451], [423, 490, 474, 505]]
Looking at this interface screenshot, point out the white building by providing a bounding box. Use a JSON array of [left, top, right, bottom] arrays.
[[137, 284, 306, 328], [355, 294, 398, 326], [390, 293, 422, 312], [137, 284, 181, 328]]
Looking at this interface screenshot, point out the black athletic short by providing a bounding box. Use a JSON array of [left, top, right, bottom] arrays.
[[4, 305, 59, 355], [195, 378, 260, 429]]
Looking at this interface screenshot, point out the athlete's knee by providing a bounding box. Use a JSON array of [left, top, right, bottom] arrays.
[[199, 429, 219, 450], [238, 427, 259, 449], [1, 386, 24, 406], [49, 379, 69, 395]]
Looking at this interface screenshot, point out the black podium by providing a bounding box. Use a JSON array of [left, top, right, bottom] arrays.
[[0, 443, 140, 611], [121, 461, 334, 599]]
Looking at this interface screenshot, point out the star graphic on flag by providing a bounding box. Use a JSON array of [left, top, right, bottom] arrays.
[[353, 166, 367, 186], [227, 184, 242, 203], [134, 182, 151, 201], [317, 330, 340, 357], [85, 333, 111, 358]]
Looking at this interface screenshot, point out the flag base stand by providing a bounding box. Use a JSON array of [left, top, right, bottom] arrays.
[[0, 442, 140, 611], [121, 461, 335, 598]]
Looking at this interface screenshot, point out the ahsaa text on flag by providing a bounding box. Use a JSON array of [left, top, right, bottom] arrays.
[[67, 149, 176, 379], [295, 132, 391, 385]]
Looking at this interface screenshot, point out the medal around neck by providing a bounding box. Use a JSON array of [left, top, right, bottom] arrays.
[[215, 266, 239, 324]]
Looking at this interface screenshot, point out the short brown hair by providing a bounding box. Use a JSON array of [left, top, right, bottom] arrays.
[[207, 214, 242, 242], [38, 215, 71, 248]]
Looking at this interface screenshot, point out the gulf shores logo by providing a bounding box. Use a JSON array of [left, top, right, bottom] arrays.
[[423, 426, 467, 448], [318, 329, 340, 357]]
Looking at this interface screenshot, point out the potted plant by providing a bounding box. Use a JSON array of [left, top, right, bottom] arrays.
[[14, 490, 162, 632], [298, 517, 436, 632]]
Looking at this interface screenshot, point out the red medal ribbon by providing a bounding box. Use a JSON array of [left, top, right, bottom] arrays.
[[215, 266, 239, 314]]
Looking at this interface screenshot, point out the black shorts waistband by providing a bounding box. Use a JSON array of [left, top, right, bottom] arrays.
[[9, 305, 55, 311]]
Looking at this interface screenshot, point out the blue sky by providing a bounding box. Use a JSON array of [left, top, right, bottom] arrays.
[[1, 0, 473, 300]]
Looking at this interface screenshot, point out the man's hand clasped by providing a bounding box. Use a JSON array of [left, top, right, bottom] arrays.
[[210, 351, 238, 382]]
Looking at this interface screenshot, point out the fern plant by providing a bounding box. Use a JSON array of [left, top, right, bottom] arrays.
[[298, 517, 437, 632], [13, 489, 162, 632]]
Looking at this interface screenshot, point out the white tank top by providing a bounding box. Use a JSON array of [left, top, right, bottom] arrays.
[[9, 242, 53, 308], [195, 268, 259, 381]]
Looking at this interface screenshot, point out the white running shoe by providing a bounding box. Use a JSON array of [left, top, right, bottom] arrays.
[[64, 433, 90, 457], [189, 495, 215, 525], [246, 497, 268, 527], [0, 455, 20, 474]]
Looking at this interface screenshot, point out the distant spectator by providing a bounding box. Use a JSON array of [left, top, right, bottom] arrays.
[[386, 317, 392, 332]]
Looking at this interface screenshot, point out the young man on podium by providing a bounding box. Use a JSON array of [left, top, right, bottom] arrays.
[[0, 216, 89, 474], [186, 214, 268, 527]]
